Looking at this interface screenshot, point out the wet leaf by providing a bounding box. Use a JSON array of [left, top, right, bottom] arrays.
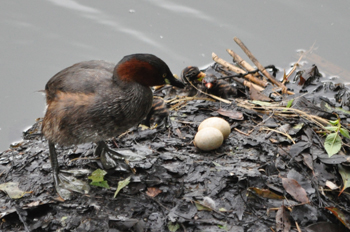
[[248, 187, 284, 199], [168, 222, 180, 232], [195, 202, 212, 211], [339, 128, 350, 139], [217, 108, 244, 120], [114, 176, 131, 198], [302, 153, 313, 171], [276, 206, 291, 232], [281, 178, 309, 203], [249, 85, 272, 101], [88, 169, 107, 183], [90, 180, 109, 189], [326, 207, 350, 229], [146, 187, 162, 198], [338, 165, 350, 196], [324, 133, 342, 157], [305, 221, 349, 232], [88, 169, 110, 189], [0, 182, 26, 199]]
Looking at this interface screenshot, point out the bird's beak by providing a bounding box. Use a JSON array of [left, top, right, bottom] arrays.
[[165, 74, 185, 88], [205, 83, 213, 89]]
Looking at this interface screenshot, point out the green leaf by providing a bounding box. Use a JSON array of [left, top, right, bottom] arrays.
[[88, 169, 110, 189], [286, 99, 294, 108], [167, 222, 180, 232], [88, 169, 107, 182], [324, 126, 339, 132], [324, 133, 342, 157], [114, 176, 131, 198], [340, 128, 350, 139], [90, 180, 109, 189], [329, 119, 339, 126]]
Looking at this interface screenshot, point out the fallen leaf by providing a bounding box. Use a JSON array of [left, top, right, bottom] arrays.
[[282, 178, 309, 203], [249, 85, 272, 101], [0, 182, 26, 199], [325, 180, 339, 190], [168, 222, 180, 232], [302, 153, 313, 171], [326, 207, 350, 229], [217, 108, 244, 120], [276, 206, 291, 232], [114, 176, 131, 198], [338, 165, 350, 196], [248, 187, 284, 199], [195, 201, 212, 211], [146, 187, 162, 198]]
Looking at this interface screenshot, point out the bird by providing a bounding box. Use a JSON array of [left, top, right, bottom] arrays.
[[202, 74, 237, 99], [180, 66, 206, 96], [42, 54, 185, 199]]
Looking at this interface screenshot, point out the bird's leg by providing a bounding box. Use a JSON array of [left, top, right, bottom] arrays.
[[95, 141, 130, 171], [48, 141, 90, 200]]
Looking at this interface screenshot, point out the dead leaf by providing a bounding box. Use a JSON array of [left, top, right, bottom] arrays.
[[282, 178, 309, 203], [249, 85, 272, 101], [326, 207, 350, 230], [276, 206, 291, 232], [338, 165, 350, 196], [302, 153, 313, 171], [216, 108, 244, 120], [248, 187, 284, 200], [325, 180, 339, 190], [146, 187, 162, 198], [0, 182, 26, 199]]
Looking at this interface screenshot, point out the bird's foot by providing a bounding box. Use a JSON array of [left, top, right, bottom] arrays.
[[95, 141, 131, 171], [53, 171, 90, 200]]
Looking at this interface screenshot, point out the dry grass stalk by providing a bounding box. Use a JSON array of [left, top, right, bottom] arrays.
[[235, 99, 329, 129], [260, 127, 296, 144]]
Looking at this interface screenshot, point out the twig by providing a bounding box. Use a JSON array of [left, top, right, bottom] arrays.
[[247, 111, 274, 135], [227, 49, 266, 81], [260, 127, 296, 144], [212, 52, 267, 87], [282, 42, 316, 85], [234, 128, 250, 136], [233, 37, 291, 94]]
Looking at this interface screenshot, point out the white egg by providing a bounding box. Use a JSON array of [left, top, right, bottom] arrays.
[[194, 127, 223, 151], [198, 117, 231, 139]]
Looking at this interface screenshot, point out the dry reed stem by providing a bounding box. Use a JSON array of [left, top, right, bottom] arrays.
[[212, 52, 267, 87], [227, 48, 266, 81]]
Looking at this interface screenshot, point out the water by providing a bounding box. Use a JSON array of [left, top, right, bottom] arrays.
[[1, 0, 350, 151]]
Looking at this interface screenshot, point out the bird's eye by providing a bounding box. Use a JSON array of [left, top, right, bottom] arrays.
[[162, 73, 167, 78]]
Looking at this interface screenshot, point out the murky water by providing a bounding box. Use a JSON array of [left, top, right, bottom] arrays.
[[1, 0, 350, 151]]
